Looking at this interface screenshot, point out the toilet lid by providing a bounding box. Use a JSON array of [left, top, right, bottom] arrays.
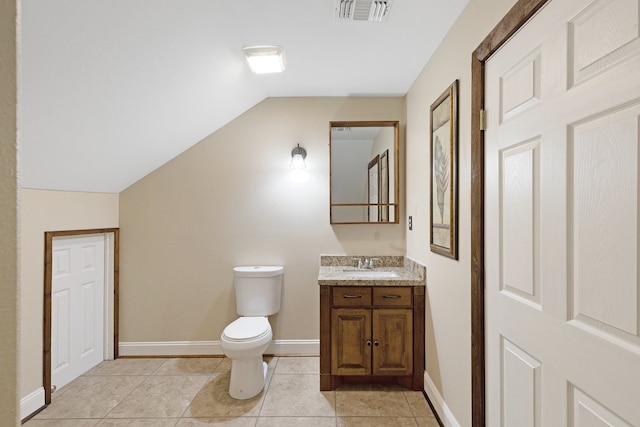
[[222, 317, 270, 342]]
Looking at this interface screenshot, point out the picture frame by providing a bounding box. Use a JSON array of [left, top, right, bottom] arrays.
[[430, 80, 458, 259], [380, 149, 389, 222], [367, 155, 380, 222]]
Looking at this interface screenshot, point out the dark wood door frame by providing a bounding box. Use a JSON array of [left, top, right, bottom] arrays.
[[470, 0, 551, 425], [43, 228, 120, 404]]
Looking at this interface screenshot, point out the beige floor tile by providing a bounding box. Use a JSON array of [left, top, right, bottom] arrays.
[[259, 374, 335, 417], [88, 358, 167, 376], [255, 417, 336, 427], [177, 418, 258, 426], [154, 358, 223, 375], [403, 391, 435, 417], [273, 357, 319, 375], [415, 417, 441, 427], [183, 372, 265, 418], [25, 357, 442, 427], [84, 361, 110, 375], [106, 375, 208, 418], [96, 420, 178, 426], [215, 358, 232, 374], [34, 376, 146, 419], [337, 417, 417, 427], [24, 421, 100, 427], [335, 387, 412, 417]]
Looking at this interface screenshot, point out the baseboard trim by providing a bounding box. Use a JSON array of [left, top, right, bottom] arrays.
[[424, 371, 461, 427], [118, 339, 320, 357], [266, 339, 319, 356], [20, 387, 45, 421]]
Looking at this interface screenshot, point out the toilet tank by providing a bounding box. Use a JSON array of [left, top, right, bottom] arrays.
[[233, 266, 283, 316]]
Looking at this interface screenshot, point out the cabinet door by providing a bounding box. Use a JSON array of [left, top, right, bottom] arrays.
[[372, 308, 412, 375], [331, 308, 372, 375]]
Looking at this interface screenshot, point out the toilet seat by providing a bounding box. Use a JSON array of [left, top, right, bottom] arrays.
[[222, 316, 271, 343]]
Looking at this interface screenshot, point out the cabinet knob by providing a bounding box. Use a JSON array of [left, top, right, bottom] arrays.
[[374, 341, 380, 346], [366, 340, 372, 346]]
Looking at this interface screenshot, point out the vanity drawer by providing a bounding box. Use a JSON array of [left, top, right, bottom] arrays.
[[332, 287, 371, 306], [372, 287, 412, 306]]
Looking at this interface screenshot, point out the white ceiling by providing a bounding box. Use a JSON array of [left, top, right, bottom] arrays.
[[20, 0, 468, 193]]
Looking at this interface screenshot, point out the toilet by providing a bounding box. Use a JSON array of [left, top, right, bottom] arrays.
[[220, 265, 283, 400]]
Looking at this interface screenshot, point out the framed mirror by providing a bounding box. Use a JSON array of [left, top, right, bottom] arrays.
[[330, 121, 399, 224]]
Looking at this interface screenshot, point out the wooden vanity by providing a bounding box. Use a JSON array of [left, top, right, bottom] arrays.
[[318, 256, 426, 391]]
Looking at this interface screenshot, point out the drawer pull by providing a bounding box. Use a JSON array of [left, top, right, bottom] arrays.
[[343, 294, 363, 299], [382, 294, 402, 299]]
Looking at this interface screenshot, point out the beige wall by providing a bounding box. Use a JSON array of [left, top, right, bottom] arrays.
[[0, 0, 19, 423], [405, 0, 518, 425], [119, 97, 405, 344], [19, 189, 119, 402]]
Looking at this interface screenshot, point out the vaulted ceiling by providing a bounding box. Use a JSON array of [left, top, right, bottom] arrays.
[[20, 0, 468, 193]]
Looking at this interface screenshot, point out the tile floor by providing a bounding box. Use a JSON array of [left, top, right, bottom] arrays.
[[25, 357, 440, 426]]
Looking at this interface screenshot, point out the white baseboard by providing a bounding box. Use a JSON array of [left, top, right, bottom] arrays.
[[119, 340, 222, 356], [424, 371, 461, 427], [21, 387, 45, 421], [266, 339, 319, 355], [118, 339, 320, 357]]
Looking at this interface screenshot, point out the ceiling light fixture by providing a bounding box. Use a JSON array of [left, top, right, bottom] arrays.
[[242, 45, 285, 74]]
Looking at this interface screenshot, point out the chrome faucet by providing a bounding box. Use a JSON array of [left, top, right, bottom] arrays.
[[364, 258, 381, 269], [352, 257, 380, 269]]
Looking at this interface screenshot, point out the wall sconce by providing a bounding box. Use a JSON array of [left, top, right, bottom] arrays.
[[290, 144, 307, 169]]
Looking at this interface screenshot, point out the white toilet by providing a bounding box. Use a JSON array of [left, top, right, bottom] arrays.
[[220, 265, 283, 400]]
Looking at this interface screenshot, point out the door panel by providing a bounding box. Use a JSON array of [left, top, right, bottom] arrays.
[[569, 104, 640, 341], [331, 308, 371, 375], [372, 308, 412, 375], [52, 234, 105, 390], [485, 0, 640, 424], [502, 338, 541, 427]]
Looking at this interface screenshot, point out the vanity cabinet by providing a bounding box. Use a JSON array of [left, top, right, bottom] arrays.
[[320, 285, 425, 391]]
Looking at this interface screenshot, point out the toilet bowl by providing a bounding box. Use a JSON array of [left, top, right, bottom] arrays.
[[220, 266, 283, 400], [220, 316, 272, 399]]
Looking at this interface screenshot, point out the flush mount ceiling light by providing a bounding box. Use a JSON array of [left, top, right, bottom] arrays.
[[335, 0, 393, 23], [243, 45, 285, 74]]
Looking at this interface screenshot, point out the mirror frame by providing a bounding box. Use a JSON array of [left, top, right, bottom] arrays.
[[329, 120, 400, 224]]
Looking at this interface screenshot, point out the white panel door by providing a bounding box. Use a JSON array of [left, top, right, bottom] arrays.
[[485, 0, 640, 425], [52, 234, 105, 390]]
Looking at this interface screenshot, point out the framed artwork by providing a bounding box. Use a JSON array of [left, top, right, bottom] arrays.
[[380, 149, 389, 222], [430, 80, 458, 259], [367, 155, 380, 222]]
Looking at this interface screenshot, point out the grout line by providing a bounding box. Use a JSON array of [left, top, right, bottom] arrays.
[[100, 362, 160, 421]]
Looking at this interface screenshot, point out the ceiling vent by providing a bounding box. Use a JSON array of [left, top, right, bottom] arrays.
[[335, 0, 393, 23]]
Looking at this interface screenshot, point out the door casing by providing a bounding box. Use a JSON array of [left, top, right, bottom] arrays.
[[43, 227, 119, 404]]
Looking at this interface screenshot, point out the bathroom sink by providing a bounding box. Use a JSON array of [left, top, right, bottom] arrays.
[[342, 269, 399, 278]]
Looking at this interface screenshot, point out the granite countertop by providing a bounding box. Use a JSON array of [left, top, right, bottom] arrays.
[[317, 255, 426, 287]]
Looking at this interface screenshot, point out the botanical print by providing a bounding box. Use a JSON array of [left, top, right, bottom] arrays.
[[432, 121, 451, 249], [434, 136, 449, 223], [430, 80, 458, 259], [380, 150, 389, 221]]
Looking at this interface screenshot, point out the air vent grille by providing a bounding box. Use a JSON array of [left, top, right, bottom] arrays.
[[335, 0, 393, 23]]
